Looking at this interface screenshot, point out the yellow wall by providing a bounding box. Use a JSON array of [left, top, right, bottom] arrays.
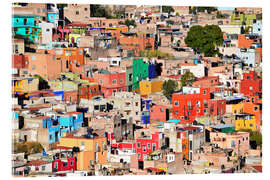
[[220, 26, 241, 34], [69, 34, 81, 44], [139, 80, 163, 95], [235, 116, 257, 131], [232, 103, 244, 114], [12, 78, 39, 93], [58, 137, 94, 151]]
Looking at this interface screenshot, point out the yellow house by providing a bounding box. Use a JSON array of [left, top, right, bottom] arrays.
[[235, 114, 257, 131], [12, 77, 39, 94], [139, 80, 163, 96], [232, 103, 244, 114], [57, 135, 107, 169], [69, 34, 81, 44]]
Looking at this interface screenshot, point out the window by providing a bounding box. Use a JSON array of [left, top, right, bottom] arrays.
[[65, 50, 71, 56], [120, 79, 123, 84], [147, 143, 151, 149], [102, 141, 105, 149], [76, 11, 79, 15], [70, 160, 74, 166], [174, 101, 179, 106], [197, 109, 200, 113], [254, 106, 258, 111], [196, 101, 201, 107], [42, 166, 45, 171], [135, 102, 139, 106], [63, 162, 68, 167], [175, 110, 178, 115], [203, 109, 207, 113], [96, 142, 99, 151], [250, 123, 254, 127], [24, 18, 27, 25], [37, 8, 40, 13], [246, 137, 248, 141], [249, 86, 253, 90], [143, 145, 146, 152], [137, 142, 141, 148], [231, 140, 235, 148], [32, 55, 36, 60], [138, 153, 141, 159], [32, 65, 36, 70], [80, 49, 83, 55], [160, 108, 164, 112], [112, 80, 117, 84], [54, 162, 58, 169], [203, 90, 206, 94], [143, 154, 147, 160], [53, 55, 56, 60], [99, 80, 103, 84]]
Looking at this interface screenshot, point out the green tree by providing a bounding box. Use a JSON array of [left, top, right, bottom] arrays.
[[90, 5, 112, 18], [238, 129, 262, 149], [162, 80, 178, 100], [180, 71, 195, 88], [34, 75, 50, 90], [15, 142, 44, 155], [162, 6, 175, 13], [184, 25, 224, 57], [123, 19, 136, 28]]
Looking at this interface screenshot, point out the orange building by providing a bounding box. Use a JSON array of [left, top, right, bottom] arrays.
[[78, 84, 102, 103], [243, 96, 262, 131], [238, 34, 255, 49], [57, 134, 107, 170], [25, 51, 62, 80], [119, 33, 155, 56], [56, 48, 85, 72]]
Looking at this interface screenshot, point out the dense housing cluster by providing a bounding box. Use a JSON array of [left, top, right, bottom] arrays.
[[11, 3, 262, 177]]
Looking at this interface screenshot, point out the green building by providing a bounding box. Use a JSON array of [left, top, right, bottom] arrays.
[[132, 58, 149, 90], [231, 13, 257, 26]]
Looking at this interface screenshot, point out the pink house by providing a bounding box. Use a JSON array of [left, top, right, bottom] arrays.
[[210, 131, 250, 156], [93, 71, 126, 98], [150, 105, 169, 124]]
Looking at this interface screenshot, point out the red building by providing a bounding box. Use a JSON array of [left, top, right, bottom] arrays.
[[172, 87, 211, 124], [78, 84, 102, 103], [208, 99, 226, 116], [93, 71, 126, 98], [52, 156, 76, 172], [12, 55, 29, 69], [150, 105, 169, 123], [135, 133, 162, 161], [240, 71, 262, 96]]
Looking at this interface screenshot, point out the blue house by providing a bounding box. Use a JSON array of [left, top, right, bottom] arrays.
[[141, 99, 152, 124], [12, 14, 41, 43], [148, 63, 157, 80], [41, 117, 60, 144], [237, 48, 256, 67]]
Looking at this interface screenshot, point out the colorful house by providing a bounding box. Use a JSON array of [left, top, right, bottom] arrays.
[[139, 80, 163, 96], [78, 84, 102, 103], [235, 114, 257, 131], [172, 87, 211, 124], [231, 13, 256, 26], [132, 58, 149, 91], [93, 70, 126, 98], [12, 14, 41, 43], [150, 105, 169, 124], [12, 77, 39, 94], [136, 133, 162, 161], [240, 71, 262, 96]]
